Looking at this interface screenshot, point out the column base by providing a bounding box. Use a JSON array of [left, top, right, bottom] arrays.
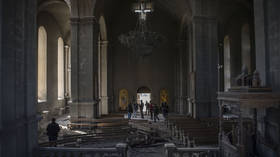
[[70, 101, 99, 120]]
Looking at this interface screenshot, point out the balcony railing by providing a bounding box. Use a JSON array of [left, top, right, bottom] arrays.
[[36, 143, 127, 157], [164, 143, 220, 157]]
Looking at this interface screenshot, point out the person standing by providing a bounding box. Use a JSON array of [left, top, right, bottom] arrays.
[[162, 102, 168, 120], [153, 104, 160, 122], [145, 101, 149, 115], [47, 118, 60, 147], [140, 100, 144, 119], [133, 102, 138, 118], [149, 101, 154, 120], [128, 102, 133, 120]]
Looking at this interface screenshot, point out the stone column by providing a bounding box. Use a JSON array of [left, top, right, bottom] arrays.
[[64, 45, 70, 98], [70, 16, 100, 120], [175, 50, 180, 113], [174, 51, 178, 113], [254, 0, 268, 86], [192, 16, 218, 118], [99, 40, 108, 115], [188, 25, 195, 117], [0, 0, 2, 155], [1, 0, 38, 157], [177, 40, 187, 115]]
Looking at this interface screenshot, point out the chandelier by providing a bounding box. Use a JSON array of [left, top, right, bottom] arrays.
[[118, 0, 165, 56]]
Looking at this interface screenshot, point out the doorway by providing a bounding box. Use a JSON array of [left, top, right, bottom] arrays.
[[136, 87, 152, 112]]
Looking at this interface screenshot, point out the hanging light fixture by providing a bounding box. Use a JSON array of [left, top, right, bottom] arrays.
[[119, 0, 165, 57]]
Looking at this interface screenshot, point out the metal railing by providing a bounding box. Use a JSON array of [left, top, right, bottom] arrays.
[[36, 143, 127, 157], [164, 143, 220, 157]]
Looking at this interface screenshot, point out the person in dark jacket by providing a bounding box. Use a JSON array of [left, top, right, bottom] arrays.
[[153, 104, 160, 122], [140, 100, 144, 119], [47, 118, 60, 146], [162, 102, 169, 120], [128, 102, 133, 120], [149, 101, 154, 120], [145, 101, 149, 115], [133, 102, 138, 118]]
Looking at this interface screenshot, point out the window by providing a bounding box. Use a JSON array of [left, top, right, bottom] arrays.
[[38, 26, 47, 102], [58, 37, 64, 100]]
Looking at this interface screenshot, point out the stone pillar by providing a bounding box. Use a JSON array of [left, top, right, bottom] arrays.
[[70, 16, 100, 120], [1, 0, 38, 157], [177, 40, 187, 115], [254, 0, 268, 86], [192, 16, 218, 118], [175, 49, 180, 113], [188, 25, 195, 117], [99, 41, 108, 115], [0, 0, 2, 155], [174, 51, 178, 113], [64, 45, 71, 99]]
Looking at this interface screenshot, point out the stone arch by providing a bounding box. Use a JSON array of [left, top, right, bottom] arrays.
[[241, 24, 252, 73], [57, 37, 64, 99], [224, 35, 231, 91], [137, 86, 152, 93], [38, 26, 48, 102]]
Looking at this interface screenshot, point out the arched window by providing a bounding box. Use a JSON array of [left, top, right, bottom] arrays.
[[38, 26, 47, 102], [57, 37, 64, 99], [224, 36, 231, 91], [241, 24, 251, 73]]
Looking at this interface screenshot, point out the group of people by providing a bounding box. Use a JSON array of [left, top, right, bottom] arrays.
[[127, 100, 169, 122]]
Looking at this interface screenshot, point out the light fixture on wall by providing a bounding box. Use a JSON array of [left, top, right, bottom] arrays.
[[118, 0, 165, 57]]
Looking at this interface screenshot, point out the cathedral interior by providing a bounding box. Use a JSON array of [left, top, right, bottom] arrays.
[[1, 0, 280, 157]]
